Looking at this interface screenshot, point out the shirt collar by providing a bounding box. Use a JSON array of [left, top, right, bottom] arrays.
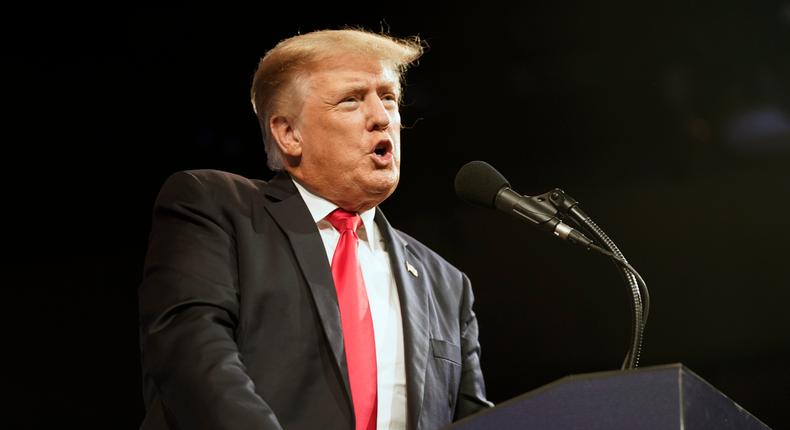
[[292, 178, 378, 244]]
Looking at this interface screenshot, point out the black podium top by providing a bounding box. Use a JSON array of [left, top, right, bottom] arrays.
[[446, 363, 771, 430]]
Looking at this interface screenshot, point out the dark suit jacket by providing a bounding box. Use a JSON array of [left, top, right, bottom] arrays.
[[138, 170, 491, 430]]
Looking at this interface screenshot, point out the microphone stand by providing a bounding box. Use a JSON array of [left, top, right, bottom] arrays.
[[544, 189, 649, 370]]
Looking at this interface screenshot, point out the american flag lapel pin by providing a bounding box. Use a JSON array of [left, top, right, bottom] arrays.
[[406, 261, 419, 277]]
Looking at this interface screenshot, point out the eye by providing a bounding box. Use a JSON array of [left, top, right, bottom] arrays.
[[382, 93, 398, 103], [340, 96, 359, 104]]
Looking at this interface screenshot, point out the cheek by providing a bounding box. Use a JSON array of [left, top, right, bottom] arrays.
[[392, 131, 402, 157], [391, 111, 402, 128]]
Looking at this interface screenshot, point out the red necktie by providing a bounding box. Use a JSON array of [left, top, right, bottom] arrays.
[[326, 209, 377, 430]]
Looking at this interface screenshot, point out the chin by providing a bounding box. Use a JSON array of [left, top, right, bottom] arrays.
[[359, 174, 399, 206], [375, 172, 399, 193]]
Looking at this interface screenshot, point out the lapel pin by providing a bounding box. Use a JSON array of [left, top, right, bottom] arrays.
[[406, 261, 419, 277]]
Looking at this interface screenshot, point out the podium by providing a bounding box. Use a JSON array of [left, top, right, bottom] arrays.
[[446, 363, 772, 429]]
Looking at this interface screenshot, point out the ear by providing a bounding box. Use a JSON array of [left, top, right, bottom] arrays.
[[269, 115, 302, 158]]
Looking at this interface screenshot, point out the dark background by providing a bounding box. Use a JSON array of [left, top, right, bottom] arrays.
[[5, 2, 789, 428]]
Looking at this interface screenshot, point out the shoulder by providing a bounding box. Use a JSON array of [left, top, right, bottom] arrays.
[[153, 169, 271, 220], [157, 169, 267, 203], [161, 169, 265, 194]]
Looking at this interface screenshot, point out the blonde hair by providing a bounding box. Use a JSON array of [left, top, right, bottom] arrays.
[[250, 28, 424, 171]]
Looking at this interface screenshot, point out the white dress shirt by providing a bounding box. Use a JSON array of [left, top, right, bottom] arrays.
[[292, 179, 407, 430]]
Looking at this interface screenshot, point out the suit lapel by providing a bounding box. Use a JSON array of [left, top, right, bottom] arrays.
[[376, 209, 431, 430], [253, 173, 352, 402]]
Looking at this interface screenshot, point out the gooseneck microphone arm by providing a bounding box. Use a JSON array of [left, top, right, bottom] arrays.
[[547, 189, 649, 369]]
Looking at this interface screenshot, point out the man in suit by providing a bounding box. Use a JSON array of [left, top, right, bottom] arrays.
[[138, 29, 492, 430]]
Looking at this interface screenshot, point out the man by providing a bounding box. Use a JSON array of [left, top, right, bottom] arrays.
[[138, 28, 492, 430]]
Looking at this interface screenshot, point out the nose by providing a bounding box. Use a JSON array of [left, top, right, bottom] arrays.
[[366, 95, 392, 132]]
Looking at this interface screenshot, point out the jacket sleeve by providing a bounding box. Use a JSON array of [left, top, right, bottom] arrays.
[[138, 171, 283, 430], [454, 272, 495, 420]]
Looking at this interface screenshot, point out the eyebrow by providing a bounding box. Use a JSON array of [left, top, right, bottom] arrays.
[[333, 82, 401, 97]]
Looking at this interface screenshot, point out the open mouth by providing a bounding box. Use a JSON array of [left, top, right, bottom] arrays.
[[373, 140, 392, 156], [371, 140, 394, 166]]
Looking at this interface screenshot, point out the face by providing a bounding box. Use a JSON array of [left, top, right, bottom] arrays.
[[277, 54, 402, 212]]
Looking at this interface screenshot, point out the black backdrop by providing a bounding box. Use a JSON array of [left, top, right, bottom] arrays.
[[5, 2, 789, 428]]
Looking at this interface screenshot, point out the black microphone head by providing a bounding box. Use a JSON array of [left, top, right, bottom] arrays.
[[454, 160, 510, 208]]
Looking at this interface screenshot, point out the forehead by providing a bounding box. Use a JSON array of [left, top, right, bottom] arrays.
[[303, 54, 400, 92]]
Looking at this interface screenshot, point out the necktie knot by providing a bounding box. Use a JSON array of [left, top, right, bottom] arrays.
[[326, 208, 361, 233]]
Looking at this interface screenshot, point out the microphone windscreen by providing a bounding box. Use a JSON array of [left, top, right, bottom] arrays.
[[454, 160, 510, 208]]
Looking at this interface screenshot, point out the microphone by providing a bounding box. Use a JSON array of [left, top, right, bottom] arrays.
[[454, 160, 597, 250]]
